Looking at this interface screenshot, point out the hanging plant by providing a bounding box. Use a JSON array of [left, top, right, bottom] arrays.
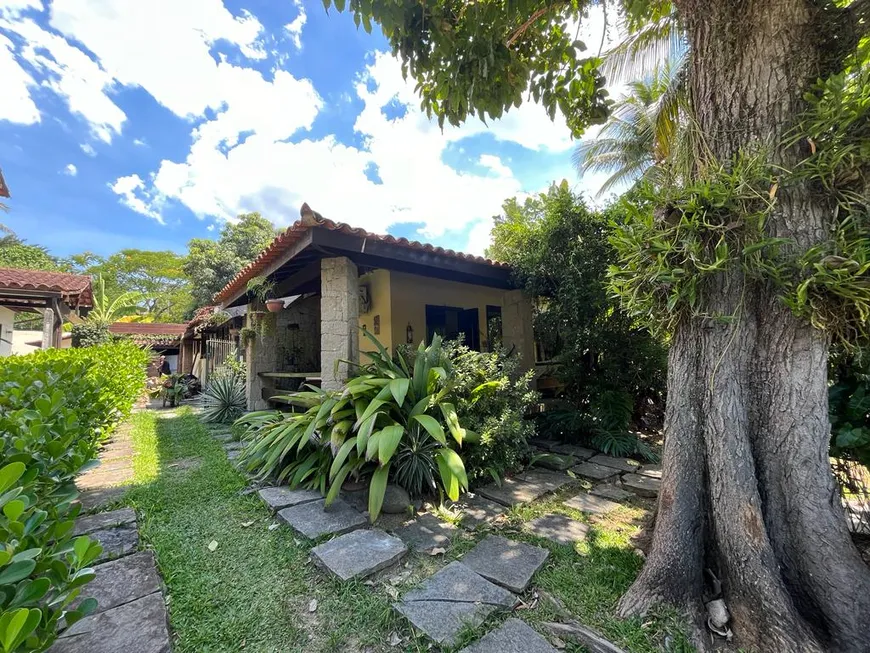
[[239, 327, 257, 347]]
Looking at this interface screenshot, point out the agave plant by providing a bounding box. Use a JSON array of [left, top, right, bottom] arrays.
[[236, 331, 491, 521], [200, 375, 247, 423]]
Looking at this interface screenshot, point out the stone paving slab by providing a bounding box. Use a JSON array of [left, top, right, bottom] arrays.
[[477, 477, 550, 507], [258, 486, 322, 513], [227, 449, 241, 461], [50, 591, 170, 653], [550, 444, 596, 460], [525, 514, 589, 546], [528, 438, 558, 451], [638, 464, 662, 479], [278, 498, 367, 539], [587, 454, 641, 473], [455, 495, 507, 530], [393, 513, 456, 551], [570, 462, 620, 482], [76, 469, 133, 490], [223, 440, 244, 452], [77, 551, 162, 614], [533, 454, 576, 471], [395, 562, 515, 646], [460, 535, 549, 593], [73, 508, 137, 536], [564, 492, 621, 514], [212, 432, 235, 443], [90, 525, 139, 563], [590, 485, 634, 502], [622, 473, 661, 498], [312, 529, 407, 581], [459, 618, 559, 653], [77, 487, 127, 513], [515, 469, 574, 494]]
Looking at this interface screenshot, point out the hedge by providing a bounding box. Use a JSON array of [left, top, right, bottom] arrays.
[[0, 342, 148, 652]]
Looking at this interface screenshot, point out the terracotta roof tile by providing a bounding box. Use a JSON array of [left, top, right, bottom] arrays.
[[214, 204, 508, 303], [0, 268, 93, 307], [108, 322, 188, 336]]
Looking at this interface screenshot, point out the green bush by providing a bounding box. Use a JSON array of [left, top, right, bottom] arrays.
[[829, 348, 870, 469], [438, 341, 538, 486], [70, 323, 111, 348], [0, 342, 147, 651]]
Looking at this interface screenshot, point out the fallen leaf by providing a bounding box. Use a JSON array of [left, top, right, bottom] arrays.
[[389, 632, 402, 647], [207, 540, 219, 552], [429, 547, 446, 556], [308, 598, 318, 613], [552, 636, 566, 649], [241, 521, 255, 528], [385, 585, 399, 599], [268, 523, 280, 531]]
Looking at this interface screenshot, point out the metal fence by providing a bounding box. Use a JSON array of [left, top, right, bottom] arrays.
[[205, 338, 236, 382]]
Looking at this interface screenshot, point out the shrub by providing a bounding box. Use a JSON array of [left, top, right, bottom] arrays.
[[200, 376, 247, 424], [238, 333, 486, 521], [437, 341, 538, 485], [70, 322, 111, 348], [0, 342, 147, 651], [829, 347, 870, 469]]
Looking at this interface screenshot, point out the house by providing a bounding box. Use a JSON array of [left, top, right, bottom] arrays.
[[176, 305, 246, 383], [108, 322, 188, 375], [0, 268, 93, 356], [215, 204, 534, 410]]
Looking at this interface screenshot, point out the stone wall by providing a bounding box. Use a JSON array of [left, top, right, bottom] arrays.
[[321, 257, 359, 391]]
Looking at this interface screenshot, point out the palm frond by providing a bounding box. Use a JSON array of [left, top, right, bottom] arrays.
[[600, 12, 686, 84]]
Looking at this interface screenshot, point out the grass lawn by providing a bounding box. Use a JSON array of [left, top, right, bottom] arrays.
[[125, 408, 690, 652]]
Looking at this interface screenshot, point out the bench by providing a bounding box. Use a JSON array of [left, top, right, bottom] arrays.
[[258, 371, 321, 407]]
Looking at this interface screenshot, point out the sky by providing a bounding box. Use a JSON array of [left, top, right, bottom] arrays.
[[0, 0, 621, 259]]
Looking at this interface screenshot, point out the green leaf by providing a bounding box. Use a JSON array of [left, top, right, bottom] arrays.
[[72, 536, 91, 562], [389, 378, 410, 407], [0, 463, 25, 494], [367, 463, 391, 522], [411, 415, 446, 444], [378, 425, 404, 465], [0, 560, 36, 585], [0, 608, 41, 653], [2, 500, 25, 523], [436, 448, 468, 493], [435, 454, 459, 502], [325, 463, 353, 507], [439, 403, 464, 445], [330, 437, 357, 482]]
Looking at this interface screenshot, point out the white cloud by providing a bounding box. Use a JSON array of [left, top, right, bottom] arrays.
[[284, 0, 306, 50], [80, 142, 96, 156], [63, 163, 76, 176], [479, 155, 513, 179], [0, 0, 41, 17], [465, 219, 495, 257], [49, 0, 266, 118], [0, 17, 125, 141], [133, 138, 146, 146], [111, 174, 163, 223], [0, 33, 39, 124]]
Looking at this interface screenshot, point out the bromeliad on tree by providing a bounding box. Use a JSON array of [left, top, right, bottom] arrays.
[[323, 0, 870, 650]]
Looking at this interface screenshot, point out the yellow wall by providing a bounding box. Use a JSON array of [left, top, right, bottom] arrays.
[[388, 270, 507, 351], [358, 268, 393, 354]]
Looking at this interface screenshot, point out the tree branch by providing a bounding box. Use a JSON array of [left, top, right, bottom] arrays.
[[506, 6, 553, 46]]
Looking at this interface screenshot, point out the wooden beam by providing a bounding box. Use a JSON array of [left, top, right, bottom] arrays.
[[310, 229, 514, 289], [272, 261, 321, 297]]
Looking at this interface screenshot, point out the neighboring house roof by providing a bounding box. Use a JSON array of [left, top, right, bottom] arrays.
[[214, 203, 509, 304], [0, 268, 93, 307], [108, 322, 187, 347]]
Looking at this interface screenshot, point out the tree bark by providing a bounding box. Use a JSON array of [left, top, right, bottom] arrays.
[[617, 0, 870, 650]]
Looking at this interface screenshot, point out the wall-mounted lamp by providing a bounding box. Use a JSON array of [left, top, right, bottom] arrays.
[[406, 323, 414, 344]]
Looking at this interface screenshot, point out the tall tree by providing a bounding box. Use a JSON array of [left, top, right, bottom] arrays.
[[0, 231, 64, 270], [329, 0, 870, 649], [184, 212, 278, 308]]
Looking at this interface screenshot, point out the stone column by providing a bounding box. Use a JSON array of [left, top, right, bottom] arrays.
[[320, 257, 359, 391], [245, 305, 279, 411], [41, 307, 55, 349], [502, 290, 535, 374]]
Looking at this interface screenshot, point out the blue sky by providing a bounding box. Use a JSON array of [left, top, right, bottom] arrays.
[[0, 0, 615, 259]]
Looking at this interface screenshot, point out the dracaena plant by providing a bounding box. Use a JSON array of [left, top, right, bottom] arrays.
[[237, 331, 489, 521]]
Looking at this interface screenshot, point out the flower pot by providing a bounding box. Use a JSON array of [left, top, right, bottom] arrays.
[[265, 299, 284, 312]]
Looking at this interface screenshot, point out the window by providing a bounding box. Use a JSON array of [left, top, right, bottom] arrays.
[[485, 305, 502, 352], [425, 305, 480, 350]]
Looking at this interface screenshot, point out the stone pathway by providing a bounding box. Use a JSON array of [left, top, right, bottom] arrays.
[[49, 411, 172, 653], [236, 431, 653, 650]]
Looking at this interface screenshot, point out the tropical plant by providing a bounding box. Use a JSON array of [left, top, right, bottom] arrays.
[[830, 348, 870, 470], [86, 274, 143, 326], [200, 375, 247, 424], [238, 332, 485, 521], [573, 59, 695, 196], [245, 276, 275, 303], [70, 322, 112, 348]]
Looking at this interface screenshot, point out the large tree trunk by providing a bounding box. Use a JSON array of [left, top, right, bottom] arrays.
[[617, 1, 870, 650]]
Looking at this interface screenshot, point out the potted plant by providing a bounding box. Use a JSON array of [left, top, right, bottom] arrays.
[[247, 276, 282, 312]]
